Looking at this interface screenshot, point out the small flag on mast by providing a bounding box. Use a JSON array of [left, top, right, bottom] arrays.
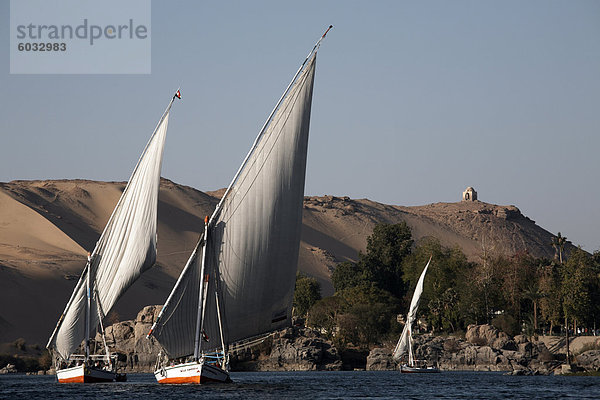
[[175, 90, 181, 99]]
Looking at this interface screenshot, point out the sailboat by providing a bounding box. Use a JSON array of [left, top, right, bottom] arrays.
[[393, 256, 440, 373], [147, 26, 332, 384], [46, 90, 180, 383]]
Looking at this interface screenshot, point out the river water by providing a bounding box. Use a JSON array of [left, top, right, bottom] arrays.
[[1, 371, 598, 399]]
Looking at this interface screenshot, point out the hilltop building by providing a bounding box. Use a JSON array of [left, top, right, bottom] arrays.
[[462, 187, 477, 202]]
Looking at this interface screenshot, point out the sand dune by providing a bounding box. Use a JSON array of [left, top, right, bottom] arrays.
[[0, 189, 85, 259], [0, 179, 565, 345]]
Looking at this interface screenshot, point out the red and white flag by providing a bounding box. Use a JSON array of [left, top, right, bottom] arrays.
[[175, 90, 181, 99]]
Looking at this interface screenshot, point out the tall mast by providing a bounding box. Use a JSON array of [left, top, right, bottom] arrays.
[[95, 289, 111, 365], [408, 325, 413, 366], [84, 254, 91, 361], [147, 234, 203, 339], [215, 291, 226, 358], [194, 217, 210, 360]]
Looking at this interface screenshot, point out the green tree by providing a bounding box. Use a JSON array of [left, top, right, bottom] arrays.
[[402, 238, 472, 332], [334, 284, 400, 349], [523, 283, 543, 333], [561, 248, 594, 330], [591, 251, 600, 330], [467, 256, 504, 325], [330, 222, 413, 299], [293, 273, 322, 318], [491, 252, 538, 327], [331, 261, 366, 292], [307, 296, 347, 337], [361, 222, 413, 298], [551, 232, 568, 264], [539, 261, 562, 334]]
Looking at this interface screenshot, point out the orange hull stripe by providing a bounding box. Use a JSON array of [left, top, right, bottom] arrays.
[[157, 373, 226, 384], [158, 375, 201, 384], [58, 376, 85, 383], [58, 373, 115, 383]]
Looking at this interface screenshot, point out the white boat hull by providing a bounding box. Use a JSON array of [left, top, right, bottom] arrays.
[[400, 364, 440, 373], [56, 364, 118, 383], [155, 361, 230, 384]]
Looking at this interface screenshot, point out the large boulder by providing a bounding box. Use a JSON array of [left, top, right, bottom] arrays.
[[95, 305, 163, 372], [575, 350, 600, 371], [229, 326, 342, 371], [513, 335, 530, 345], [366, 348, 396, 371], [466, 324, 517, 351], [0, 364, 17, 374]]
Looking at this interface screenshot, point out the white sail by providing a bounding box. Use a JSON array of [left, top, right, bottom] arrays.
[[150, 54, 317, 356], [393, 257, 431, 361], [47, 103, 173, 360], [146, 239, 203, 358], [210, 55, 316, 345]]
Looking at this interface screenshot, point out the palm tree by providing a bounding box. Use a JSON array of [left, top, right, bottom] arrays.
[[523, 285, 543, 333], [551, 232, 567, 264]]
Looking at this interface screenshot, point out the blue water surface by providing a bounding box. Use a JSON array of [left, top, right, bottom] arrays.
[[1, 371, 599, 399]]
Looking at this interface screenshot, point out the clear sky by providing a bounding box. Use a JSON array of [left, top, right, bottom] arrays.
[[1, 1, 599, 251]]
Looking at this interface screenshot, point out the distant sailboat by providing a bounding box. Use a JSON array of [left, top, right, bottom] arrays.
[[147, 26, 332, 384], [393, 256, 440, 373], [46, 90, 180, 383]]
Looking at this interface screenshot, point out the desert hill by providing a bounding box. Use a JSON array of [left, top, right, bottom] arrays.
[[0, 179, 567, 345]]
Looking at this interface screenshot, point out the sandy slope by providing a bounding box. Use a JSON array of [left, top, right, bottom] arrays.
[[0, 179, 217, 345], [0, 187, 88, 345], [0, 189, 85, 258], [0, 179, 566, 345]]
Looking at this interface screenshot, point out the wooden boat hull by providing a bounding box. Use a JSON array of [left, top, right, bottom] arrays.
[[155, 361, 230, 384], [400, 365, 440, 373], [56, 364, 118, 383]]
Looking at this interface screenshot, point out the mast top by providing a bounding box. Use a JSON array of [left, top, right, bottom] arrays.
[[311, 25, 333, 57]]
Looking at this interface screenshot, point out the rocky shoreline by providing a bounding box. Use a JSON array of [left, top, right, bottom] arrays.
[[366, 324, 600, 376], [4, 308, 598, 376], [92, 306, 342, 373], [96, 308, 599, 376]]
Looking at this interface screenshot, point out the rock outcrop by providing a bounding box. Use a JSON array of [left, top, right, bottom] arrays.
[[366, 324, 564, 375], [465, 324, 517, 351], [100, 312, 598, 375], [0, 363, 17, 374], [230, 326, 342, 371], [95, 305, 163, 372], [575, 350, 600, 371], [98, 309, 342, 372], [366, 348, 396, 371]]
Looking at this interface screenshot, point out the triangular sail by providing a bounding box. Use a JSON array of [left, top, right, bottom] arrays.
[[146, 239, 203, 358], [393, 257, 432, 362], [150, 54, 317, 356], [47, 100, 173, 360], [209, 55, 316, 346]]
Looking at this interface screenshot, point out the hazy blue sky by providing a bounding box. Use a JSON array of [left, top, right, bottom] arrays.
[[1, 1, 599, 251]]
